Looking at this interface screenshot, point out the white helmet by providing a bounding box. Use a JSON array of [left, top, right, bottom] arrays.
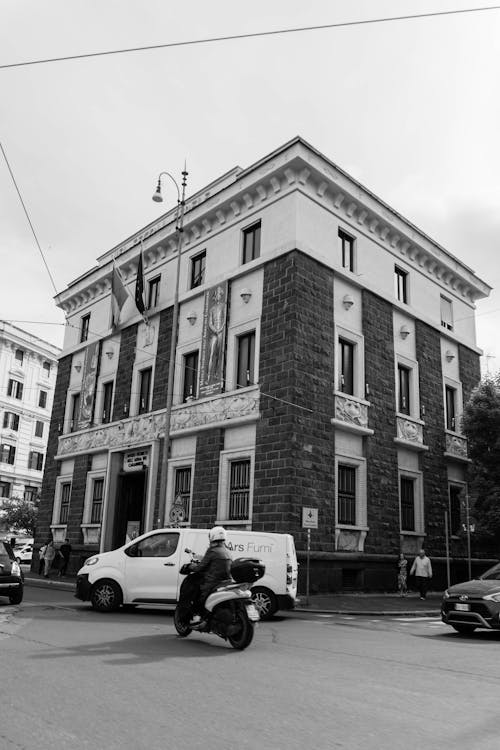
[[209, 526, 227, 543]]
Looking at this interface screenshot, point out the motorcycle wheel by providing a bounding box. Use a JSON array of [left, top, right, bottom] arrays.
[[174, 607, 192, 637], [227, 609, 254, 650]]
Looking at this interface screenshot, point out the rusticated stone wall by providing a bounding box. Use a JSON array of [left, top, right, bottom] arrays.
[[191, 428, 224, 527], [112, 324, 138, 421]]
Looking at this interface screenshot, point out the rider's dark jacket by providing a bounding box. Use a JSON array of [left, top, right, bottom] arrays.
[[193, 543, 232, 599]]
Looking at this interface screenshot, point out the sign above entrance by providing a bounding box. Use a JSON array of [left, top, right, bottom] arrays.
[[302, 507, 318, 529], [123, 449, 149, 472]]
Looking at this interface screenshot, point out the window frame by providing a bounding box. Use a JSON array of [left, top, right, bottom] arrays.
[[34, 420, 44, 438], [448, 482, 465, 537], [38, 390, 48, 409], [52, 475, 73, 526], [28, 451, 44, 471], [445, 384, 457, 432], [440, 296, 454, 331], [147, 275, 161, 309], [166, 458, 195, 527], [397, 364, 411, 415], [398, 469, 424, 534], [338, 228, 355, 273], [42, 361, 51, 377], [7, 379, 23, 400], [70, 392, 81, 433], [190, 250, 206, 289], [338, 338, 355, 395], [236, 330, 256, 389], [3, 412, 20, 431], [0, 444, 16, 465], [137, 366, 153, 415], [335, 327, 365, 400], [15, 349, 24, 365], [217, 448, 255, 526], [182, 350, 199, 402], [101, 381, 114, 425], [80, 313, 91, 342], [335, 454, 367, 530], [395, 266, 409, 304], [242, 221, 261, 265]]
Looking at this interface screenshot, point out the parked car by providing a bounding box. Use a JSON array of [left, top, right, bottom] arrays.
[[441, 562, 500, 634], [14, 543, 33, 564], [0, 541, 24, 604]]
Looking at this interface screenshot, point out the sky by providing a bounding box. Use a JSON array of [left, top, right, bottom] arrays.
[[1, 0, 499, 373]]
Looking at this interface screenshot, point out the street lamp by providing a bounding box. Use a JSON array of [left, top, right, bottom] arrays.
[[153, 167, 188, 527]]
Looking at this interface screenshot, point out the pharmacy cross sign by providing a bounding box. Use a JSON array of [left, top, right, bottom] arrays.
[[302, 507, 318, 529]]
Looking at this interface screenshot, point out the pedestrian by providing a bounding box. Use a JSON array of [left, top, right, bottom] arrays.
[[410, 548, 433, 600], [58, 538, 72, 577], [43, 539, 56, 578], [397, 553, 408, 597], [38, 543, 47, 575]]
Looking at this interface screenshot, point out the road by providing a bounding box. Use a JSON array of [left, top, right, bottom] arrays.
[[1, 586, 499, 750]]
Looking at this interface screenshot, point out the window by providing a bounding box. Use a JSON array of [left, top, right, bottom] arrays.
[[35, 420, 44, 438], [174, 467, 192, 523], [15, 349, 24, 365], [39, 390, 48, 409], [400, 477, 415, 531], [229, 459, 251, 521], [138, 367, 152, 414], [395, 267, 408, 303], [3, 412, 19, 431], [339, 229, 355, 272], [147, 276, 161, 309], [0, 482, 11, 498], [70, 393, 81, 432], [397, 364, 411, 415], [236, 331, 255, 388], [59, 482, 71, 523], [128, 532, 179, 558], [24, 486, 38, 503], [42, 361, 51, 376], [102, 382, 114, 424], [440, 296, 453, 331], [338, 465, 356, 525], [90, 478, 104, 523], [449, 484, 463, 536], [338, 339, 354, 395], [80, 314, 90, 342], [445, 385, 457, 431], [7, 379, 23, 400], [242, 222, 261, 264], [0, 445, 16, 465], [28, 451, 44, 471], [183, 351, 199, 401], [190, 251, 206, 289]]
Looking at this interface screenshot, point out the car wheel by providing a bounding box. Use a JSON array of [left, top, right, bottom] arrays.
[[452, 623, 477, 635], [90, 579, 122, 612], [9, 588, 23, 605], [251, 587, 277, 620]]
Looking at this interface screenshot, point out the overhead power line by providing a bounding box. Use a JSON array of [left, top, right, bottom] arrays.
[[0, 5, 499, 70], [0, 142, 58, 295]]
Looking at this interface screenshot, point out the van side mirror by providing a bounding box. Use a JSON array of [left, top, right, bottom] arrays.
[[184, 547, 193, 554]]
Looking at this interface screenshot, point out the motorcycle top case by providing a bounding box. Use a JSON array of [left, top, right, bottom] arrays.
[[231, 557, 265, 584]]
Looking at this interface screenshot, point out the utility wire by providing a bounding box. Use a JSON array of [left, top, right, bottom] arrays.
[[0, 5, 499, 70], [0, 142, 58, 295]]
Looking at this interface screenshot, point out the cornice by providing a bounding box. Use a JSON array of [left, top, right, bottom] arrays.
[[55, 139, 491, 315]]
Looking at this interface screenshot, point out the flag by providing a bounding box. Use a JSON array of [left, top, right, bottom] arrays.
[[135, 249, 146, 316], [111, 264, 128, 329]]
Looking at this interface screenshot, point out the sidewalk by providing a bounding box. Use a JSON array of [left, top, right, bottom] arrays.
[[23, 571, 442, 616]]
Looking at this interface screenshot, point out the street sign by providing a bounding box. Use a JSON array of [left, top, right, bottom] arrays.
[[302, 507, 318, 529]]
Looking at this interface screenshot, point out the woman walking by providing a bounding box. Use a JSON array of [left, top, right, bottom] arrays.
[[397, 553, 408, 597]]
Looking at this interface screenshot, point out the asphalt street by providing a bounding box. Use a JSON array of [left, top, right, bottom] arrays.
[[1, 586, 499, 750]]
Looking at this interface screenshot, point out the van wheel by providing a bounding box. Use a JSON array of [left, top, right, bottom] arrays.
[[252, 587, 277, 620], [91, 579, 122, 612]]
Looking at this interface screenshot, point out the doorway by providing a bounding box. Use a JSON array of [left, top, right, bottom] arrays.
[[113, 471, 147, 548]]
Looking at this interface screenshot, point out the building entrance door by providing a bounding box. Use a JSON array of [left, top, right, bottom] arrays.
[[113, 471, 146, 549]]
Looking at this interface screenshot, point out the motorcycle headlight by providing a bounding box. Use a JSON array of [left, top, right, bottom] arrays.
[[84, 556, 99, 566], [483, 593, 500, 603]]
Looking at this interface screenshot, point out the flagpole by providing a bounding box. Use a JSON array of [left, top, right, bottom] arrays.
[[153, 167, 188, 528]]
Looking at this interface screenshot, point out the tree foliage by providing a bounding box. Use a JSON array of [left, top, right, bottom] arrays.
[[462, 374, 500, 544], [1, 498, 39, 536]]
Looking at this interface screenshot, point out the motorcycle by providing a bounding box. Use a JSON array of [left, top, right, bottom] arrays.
[[173, 549, 265, 650]]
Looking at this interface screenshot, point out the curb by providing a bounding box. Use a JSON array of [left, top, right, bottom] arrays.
[[24, 576, 75, 592]]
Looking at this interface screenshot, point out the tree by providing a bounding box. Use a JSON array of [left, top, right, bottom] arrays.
[[1, 497, 39, 536], [462, 374, 500, 545]]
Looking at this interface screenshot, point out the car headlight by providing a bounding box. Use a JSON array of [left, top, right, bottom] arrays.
[[483, 593, 500, 603], [84, 556, 99, 566], [11, 561, 21, 577], [443, 589, 450, 599]]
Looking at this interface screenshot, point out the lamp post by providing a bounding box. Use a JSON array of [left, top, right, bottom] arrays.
[[153, 167, 188, 527]]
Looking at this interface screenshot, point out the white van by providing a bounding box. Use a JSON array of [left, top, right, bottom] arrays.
[[75, 527, 298, 619]]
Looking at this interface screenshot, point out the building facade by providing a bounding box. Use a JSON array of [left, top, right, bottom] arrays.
[[35, 138, 491, 588], [0, 322, 60, 515]]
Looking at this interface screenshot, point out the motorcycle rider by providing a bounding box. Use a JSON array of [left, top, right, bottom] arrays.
[[190, 526, 232, 626]]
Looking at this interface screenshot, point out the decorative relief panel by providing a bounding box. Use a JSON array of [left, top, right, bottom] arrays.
[[445, 433, 468, 459], [335, 393, 369, 428], [57, 389, 260, 457], [396, 416, 424, 445]]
